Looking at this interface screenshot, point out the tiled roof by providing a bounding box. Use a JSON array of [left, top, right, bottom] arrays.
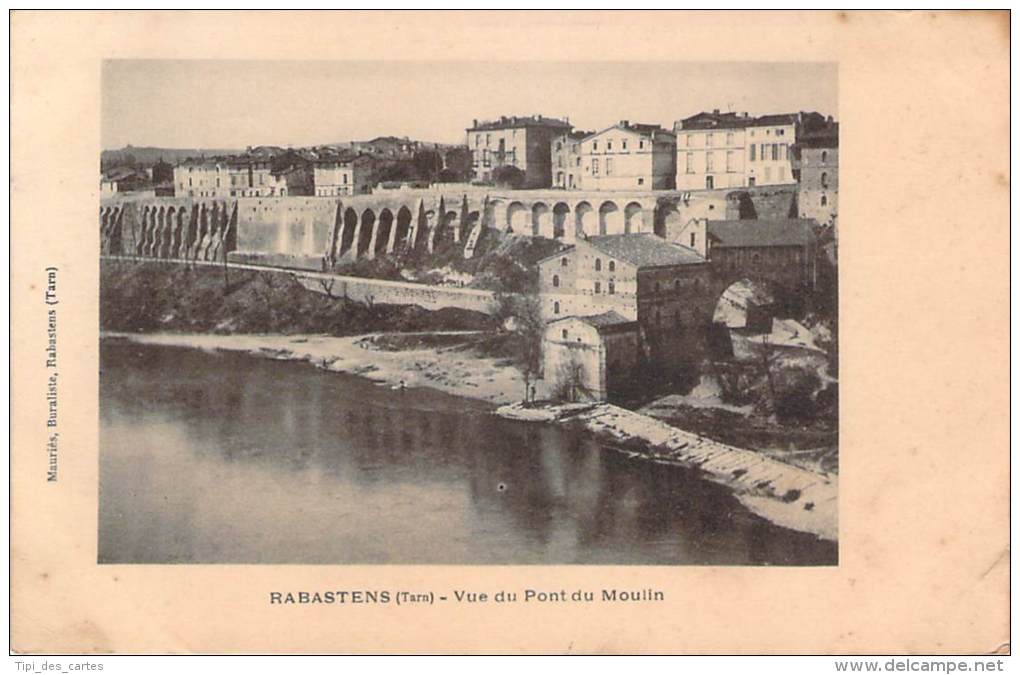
[[585, 233, 706, 268], [707, 219, 818, 248], [551, 311, 637, 332], [469, 115, 572, 132], [676, 111, 753, 131]]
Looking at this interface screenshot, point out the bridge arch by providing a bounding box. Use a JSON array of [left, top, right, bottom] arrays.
[[375, 208, 394, 257], [624, 202, 643, 234], [506, 201, 528, 233], [163, 206, 176, 258], [340, 207, 358, 255], [438, 210, 459, 248], [552, 203, 570, 240], [599, 201, 622, 235], [393, 206, 413, 252], [575, 201, 595, 237], [177, 205, 191, 256], [532, 202, 552, 238], [712, 278, 777, 330], [357, 208, 376, 257]]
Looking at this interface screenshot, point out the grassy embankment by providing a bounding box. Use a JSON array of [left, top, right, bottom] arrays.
[[100, 259, 495, 336]]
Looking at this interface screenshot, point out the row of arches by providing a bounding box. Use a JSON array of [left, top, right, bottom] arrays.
[[503, 199, 645, 239], [102, 202, 237, 262], [324, 202, 483, 267]]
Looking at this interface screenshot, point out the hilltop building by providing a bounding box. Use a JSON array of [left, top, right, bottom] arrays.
[[466, 115, 572, 188], [794, 124, 839, 229], [577, 122, 676, 191], [674, 110, 832, 191], [310, 149, 375, 196], [551, 129, 590, 190]]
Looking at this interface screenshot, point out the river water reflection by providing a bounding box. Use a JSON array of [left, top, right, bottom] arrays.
[[99, 339, 836, 565]]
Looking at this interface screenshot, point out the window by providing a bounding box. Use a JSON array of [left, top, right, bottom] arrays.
[[608, 280, 615, 295], [780, 144, 788, 160], [637, 177, 644, 185], [475, 135, 481, 146], [622, 140, 628, 151], [777, 128, 785, 136], [593, 141, 598, 151], [750, 144, 756, 162], [555, 141, 562, 151], [594, 281, 601, 294], [639, 140, 644, 149], [576, 157, 581, 167], [561, 257, 568, 267], [820, 195, 828, 206], [726, 151, 735, 173], [686, 152, 694, 173], [674, 279, 681, 291], [562, 329, 568, 340], [595, 258, 602, 271], [342, 174, 348, 184], [606, 158, 613, 175], [485, 134, 491, 145], [552, 274, 560, 288], [726, 132, 734, 146], [607, 141, 613, 151], [554, 301, 560, 314], [608, 260, 615, 272], [592, 159, 599, 175], [706, 133, 713, 147], [655, 282, 661, 293], [706, 152, 714, 172], [772, 144, 779, 161], [821, 172, 829, 188], [821, 150, 828, 163], [686, 134, 693, 147], [690, 232, 696, 247]]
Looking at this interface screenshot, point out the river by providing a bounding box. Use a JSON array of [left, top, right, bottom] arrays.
[[99, 339, 837, 565]]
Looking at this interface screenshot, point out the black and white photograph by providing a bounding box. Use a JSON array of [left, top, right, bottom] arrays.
[[96, 59, 840, 565]]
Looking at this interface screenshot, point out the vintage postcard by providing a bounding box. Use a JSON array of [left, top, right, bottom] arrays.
[[10, 10, 1009, 655]]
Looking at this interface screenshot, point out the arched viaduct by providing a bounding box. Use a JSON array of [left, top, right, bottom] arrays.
[[100, 186, 794, 271]]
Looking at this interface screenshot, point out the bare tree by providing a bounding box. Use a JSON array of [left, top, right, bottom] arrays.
[[317, 277, 337, 299]]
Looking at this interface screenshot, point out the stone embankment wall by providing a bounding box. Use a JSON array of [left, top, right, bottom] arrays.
[[101, 187, 798, 267]]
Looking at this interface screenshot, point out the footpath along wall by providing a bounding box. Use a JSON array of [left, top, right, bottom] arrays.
[[294, 272, 495, 314]]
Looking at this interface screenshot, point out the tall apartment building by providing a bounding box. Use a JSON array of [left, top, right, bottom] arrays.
[[675, 110, 831, 191], [466, 115, 572, 188], [312, 150, 375, 196], [551, 130, 590, 190], [794, 124, 839, 228], [578, 122, 676, 191]]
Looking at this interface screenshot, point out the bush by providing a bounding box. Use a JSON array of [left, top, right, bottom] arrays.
[[492, 166, 526, 189], [773, 366, 822, 422]]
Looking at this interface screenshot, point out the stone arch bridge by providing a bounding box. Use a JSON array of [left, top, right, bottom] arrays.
[[100, 187, 790, 271]]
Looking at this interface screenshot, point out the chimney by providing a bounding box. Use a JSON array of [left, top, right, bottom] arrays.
[[620, 120, 629, 128], [827, 115, 834, 123], [712, 108, 720, 115], [472, 118, 478, 128]]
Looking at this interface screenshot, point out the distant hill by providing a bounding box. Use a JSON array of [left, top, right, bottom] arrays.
[[101, 145, 243, 169]]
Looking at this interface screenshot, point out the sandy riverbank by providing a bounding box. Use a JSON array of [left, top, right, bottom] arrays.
[[498, 401, 837, 542], [102, 331, 526, 406]]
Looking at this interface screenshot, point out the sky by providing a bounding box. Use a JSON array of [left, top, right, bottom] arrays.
[[102, 60, 837, 150]]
